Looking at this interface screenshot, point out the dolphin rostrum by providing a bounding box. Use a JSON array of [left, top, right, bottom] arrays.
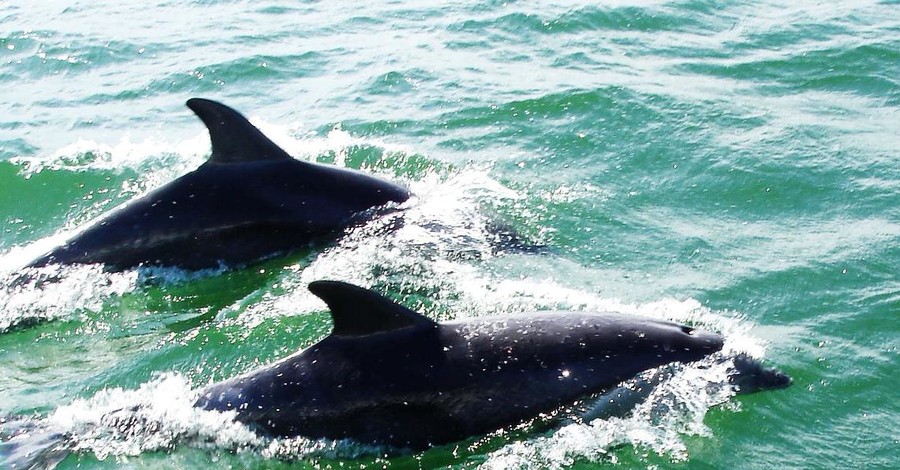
[[26, 99, 410, 271], [196, 281, 791, 449]]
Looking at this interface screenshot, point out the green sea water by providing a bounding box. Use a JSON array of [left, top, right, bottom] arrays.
[[0, 1, 897, 468]]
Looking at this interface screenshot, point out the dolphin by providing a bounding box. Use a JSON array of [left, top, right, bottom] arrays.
[[26, 99, 410, 271], [196, 281, 790, 449]]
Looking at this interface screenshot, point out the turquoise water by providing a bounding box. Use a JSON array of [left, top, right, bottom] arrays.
[[1, 1, 898, 468]]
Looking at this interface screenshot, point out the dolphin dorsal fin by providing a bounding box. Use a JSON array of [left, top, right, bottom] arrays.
[[308, 281, 437, 337], [186, 98, 293, 164]]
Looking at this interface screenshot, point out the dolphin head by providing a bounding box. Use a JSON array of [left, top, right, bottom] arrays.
[[664, 323, 726, 361], [604, 316, 725, 366]]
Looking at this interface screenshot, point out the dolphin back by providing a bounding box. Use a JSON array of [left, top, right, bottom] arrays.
[[25, 99, 410, 271]]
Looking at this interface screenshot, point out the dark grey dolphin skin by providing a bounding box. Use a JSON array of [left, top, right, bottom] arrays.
[[26, 99, 410, 271], [195, 281, 787, 449]]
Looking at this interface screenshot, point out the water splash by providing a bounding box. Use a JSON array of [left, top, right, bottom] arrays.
[[1, 373, 391, 468], [8, 117, 416, 179], [224, 164, 528, 327], [48, 373, 260, 459], [0, 373, 260, 468], [0, 265, 137, 332], [3, 336, 762, 468], [481, 357, 739, 469]]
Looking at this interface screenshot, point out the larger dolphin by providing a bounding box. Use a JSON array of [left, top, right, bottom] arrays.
[[197, 281, 790, 449], [27, 99, 410, 271]]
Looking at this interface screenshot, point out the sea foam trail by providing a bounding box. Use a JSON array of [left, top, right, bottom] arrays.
[[0, 265, 138, 332], [0, 373, 259, 468]]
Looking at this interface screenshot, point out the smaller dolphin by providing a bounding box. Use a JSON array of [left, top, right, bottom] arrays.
[[196, 281, 791, 449], [27, 99, 410, 271]]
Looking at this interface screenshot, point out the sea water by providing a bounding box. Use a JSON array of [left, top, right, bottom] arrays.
[[0, 1, 897, 468]]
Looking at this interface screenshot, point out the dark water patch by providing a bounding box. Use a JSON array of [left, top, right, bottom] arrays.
[[114, 269, 287, 329], [2, 48, 88, 78], [140, 70, 225, 95], [345, 15, 387, 27], [0, 30, 44, 64], [449, 5, 702, 38], [728, 16, 855, 53], [341, 118, 431, 139], [1, 31, 153, 80], [206, 52, 330, 81], [701, 229, 898, 321], [697, 136, 900, 221], [255, 4, 316, 15], [134, 53, 330, 95], [365, 68, 434, 96], [0, 316, 156, 415], [669, 158, 858, 219], [550, 50, 612, 70], [482, 89, 756, 183], [78, 88, 173, 105], [0, 139, 38, 161], [769, 326, 899, 467], [448, 12, 544, 35], [553, 5, 706, 34], [306, 134, 446, 181], [680, 42, 900, 99], [434, 86, 663, 153], [444, 38, 491, 51]]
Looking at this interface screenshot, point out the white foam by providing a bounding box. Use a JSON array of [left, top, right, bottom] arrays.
[[481, 357, 739, 469], [12, 373, 388, 465], [227, 165, 524, 327], [9, 117, 413, 178], [0, 265, 138, 331], [11, 134, 207, 182], [43, 373, 260, 460]]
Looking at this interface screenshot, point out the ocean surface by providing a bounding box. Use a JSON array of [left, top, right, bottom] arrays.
[[0, 1, 897, 468]]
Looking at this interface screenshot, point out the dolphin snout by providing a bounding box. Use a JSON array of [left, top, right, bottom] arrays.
[[729, 353, 793, 394]]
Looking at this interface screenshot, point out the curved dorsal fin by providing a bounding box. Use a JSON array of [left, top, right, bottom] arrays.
[[308, 281, 437, 337], [186, 98, 292, 164]]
